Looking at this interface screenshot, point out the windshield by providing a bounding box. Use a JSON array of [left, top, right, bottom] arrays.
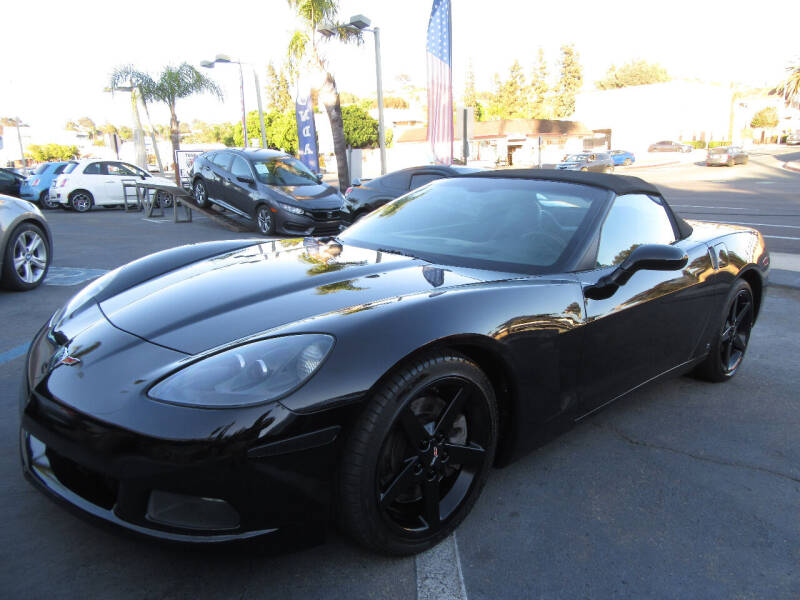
[[34, 164, 48, 175], [252, 157, 319, 186], [709, 147, 729, 154], [63, 163, 78, 174], [565, 154, 590, 162], [340, 178, 607, 273]]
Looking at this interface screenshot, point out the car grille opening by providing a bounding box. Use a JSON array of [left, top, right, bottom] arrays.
[[46, 447, 118, 510]]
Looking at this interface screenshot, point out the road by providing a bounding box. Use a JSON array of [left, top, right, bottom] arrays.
[[1, 154, 798, 599]]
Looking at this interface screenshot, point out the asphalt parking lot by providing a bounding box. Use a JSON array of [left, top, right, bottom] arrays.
[[1, 156, 799, 599]]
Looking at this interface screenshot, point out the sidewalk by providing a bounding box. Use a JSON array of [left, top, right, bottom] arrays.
[[769, 252, 800, 289], [783, 160, 800, 173]]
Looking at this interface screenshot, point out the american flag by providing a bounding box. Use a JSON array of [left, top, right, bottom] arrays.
[[426, 0, 453, 165]]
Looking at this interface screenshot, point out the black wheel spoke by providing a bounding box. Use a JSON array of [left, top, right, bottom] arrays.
[[735, 300, 752, 327], [723, 337, 733, 367], [399, 407, 430, 449], [434, 385, 468, 437], [442, 442, 485, 467], [380, 458, 420, 508], [421, 477, 441, 527], [720, 324, 733, 342], [733, 332, 748, 352]]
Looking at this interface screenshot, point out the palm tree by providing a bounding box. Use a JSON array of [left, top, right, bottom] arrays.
[[781, 63, 800, 106], [110, 63, 222, 175], [287, 0, 362, 191]]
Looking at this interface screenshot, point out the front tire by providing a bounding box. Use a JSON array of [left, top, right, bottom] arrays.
[[193, 180, 209, 208], [1, 223, 50, 291], [693, 280, 754, 382], [70, 190, 93, 213], [255, 204, 275, 236], [338, 352, 498, 555]]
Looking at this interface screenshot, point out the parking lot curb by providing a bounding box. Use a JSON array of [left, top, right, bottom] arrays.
[[783, 161, 800, 173], [623, 160, 681, 170]]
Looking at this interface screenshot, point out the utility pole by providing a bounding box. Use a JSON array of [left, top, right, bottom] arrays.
[[253, 70, 267, 149], [374, 26, 387, 175], [15, 117, 25, 167]]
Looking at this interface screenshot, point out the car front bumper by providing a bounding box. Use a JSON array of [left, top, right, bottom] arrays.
[[19, 325, 348, 544], [275, 209, 345, 236]]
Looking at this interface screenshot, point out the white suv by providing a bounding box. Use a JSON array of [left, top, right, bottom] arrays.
[[50, 160, 174, 212]]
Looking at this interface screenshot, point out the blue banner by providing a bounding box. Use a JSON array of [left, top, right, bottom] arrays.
[[295, 93, 319, 172]]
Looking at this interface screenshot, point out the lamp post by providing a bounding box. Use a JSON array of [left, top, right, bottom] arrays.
[[321, 15, 387, 175], [201, 55, 267, 149]]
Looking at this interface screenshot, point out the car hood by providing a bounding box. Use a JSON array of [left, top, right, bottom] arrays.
[[275, 182, 342, 207], [98, 240, 497, 354]]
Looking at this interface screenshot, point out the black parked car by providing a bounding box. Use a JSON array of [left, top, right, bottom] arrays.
[[648, 140, 692, 153], [20, 170, 768, 555], [343, 165, 481, 223], [705, 146, 749, 167], [556, 152, 614, 173], [190, 149, 345, 235], [0, 167, 25, 197]]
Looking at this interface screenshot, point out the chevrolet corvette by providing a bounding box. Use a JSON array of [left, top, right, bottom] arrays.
[[19, 170, 769, 555]]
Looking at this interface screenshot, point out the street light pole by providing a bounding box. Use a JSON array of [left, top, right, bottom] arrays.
[[237, 62, 248, 148], [373, 27, 387, 175], [15, 117, 25, 167], [252, 70, 267, 149]]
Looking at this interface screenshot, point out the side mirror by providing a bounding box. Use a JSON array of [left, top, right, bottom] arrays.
[[237, 176, 255, 185], [314, 172, 323, 181], [585, 244, 688, 300], [140, 174, 147, 180], [351, 178, 361, 187]]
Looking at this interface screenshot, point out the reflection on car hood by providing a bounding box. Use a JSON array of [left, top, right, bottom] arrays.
[[276, 182, 342, 207], [98, 240, 497, 354]]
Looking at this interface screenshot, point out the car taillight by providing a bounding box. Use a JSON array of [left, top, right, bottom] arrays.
[[32, 178, 40, 186], [59, 178, 68, 187], [345, 187, 352, 196]]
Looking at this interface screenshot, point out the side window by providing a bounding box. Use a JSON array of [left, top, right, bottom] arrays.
[[231, 157, 252, 179], [107, 162, 138, 176], [410, 173, 444, 189], [595, 194, 676, 268], [54, 164, 68, 175], [83, 162, 103, 175], [376, 171, 410, 191], [0, 170, 13, 183], [212, 153, 233, 171]]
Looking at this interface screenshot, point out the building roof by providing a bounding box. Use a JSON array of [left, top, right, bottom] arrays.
[[397, 119, 592, 143]]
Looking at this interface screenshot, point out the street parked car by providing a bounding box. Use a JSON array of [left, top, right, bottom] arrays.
[[785, 132, 800, 145], [608, 150, 636, 166], [50, 159, 175, 212], [0, 194, 52, 290], [0, 167, 25, 197], [20, 161, 77, 208], [19, 170, 768, 555], [648, 140, 692, 153], [343, 165, 482, 223], [190, 148, 345, 236], [556, 152, 615, 172], [705, 146, 749, 167]]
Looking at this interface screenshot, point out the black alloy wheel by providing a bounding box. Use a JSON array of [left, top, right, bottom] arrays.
[[256, 205, 275, 236], [694, 280, 754, 382], [2, 223, 50, 290], [156, 191, 173, 208], [40, 190, 57, 209], [193, 180, 209, 208], [339, 352, 497, 555], [70, 191, 93, 213]]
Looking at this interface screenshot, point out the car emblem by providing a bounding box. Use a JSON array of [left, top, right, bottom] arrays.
[[433, 446, 439, 459], [53, 346, 81, 367]]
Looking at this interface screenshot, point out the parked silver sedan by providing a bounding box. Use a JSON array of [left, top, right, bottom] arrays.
[[0, 194, 53, 290]]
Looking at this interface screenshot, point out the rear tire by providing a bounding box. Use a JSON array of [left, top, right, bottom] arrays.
[[39, 190, 56, 209], [70, 190, 93, 213], [338, 352, 498, 556], [693, 280, 754, 382], [623, 158, 632, 166]]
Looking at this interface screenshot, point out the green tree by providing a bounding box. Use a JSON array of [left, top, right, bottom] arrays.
[[750, 106, 779, 128], [529, 47, 550, 118], [287, 0, 363, 191], [64, 117, 99, 140], [236, 110, 299, 153], [341, 105, 382, 148], [118, 126, 133, 141], [596, 59, 670, 90], [110, 63, 222, 174], [553, 44, 583, 118], [266, 61, 294, 112], [778, 62, 800, 106], [487, 60, 528, 119], [26, 144, 79, 161]]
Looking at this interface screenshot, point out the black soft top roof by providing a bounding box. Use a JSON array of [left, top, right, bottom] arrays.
[[461, 168, 661, 196], [460, 168, 693, 239]]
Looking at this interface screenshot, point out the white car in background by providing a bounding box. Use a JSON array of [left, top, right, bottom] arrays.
[[50, 159, 174, 212]]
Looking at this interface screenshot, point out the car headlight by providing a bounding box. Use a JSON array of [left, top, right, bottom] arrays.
[[277, 201, 305, 216], [148, 334, 334, 408]]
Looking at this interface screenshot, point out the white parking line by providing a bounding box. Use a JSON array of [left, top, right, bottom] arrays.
[[672, 204, 748, 210], [706, 221, 800, 229], [765, 235, 800, 241], [416, 533, 468, 600]]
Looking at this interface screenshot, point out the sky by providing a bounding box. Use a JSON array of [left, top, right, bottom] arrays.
[[2, 0, 798, 135]]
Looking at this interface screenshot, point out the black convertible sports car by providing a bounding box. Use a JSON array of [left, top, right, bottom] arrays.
[[19, 170, 768, 555]]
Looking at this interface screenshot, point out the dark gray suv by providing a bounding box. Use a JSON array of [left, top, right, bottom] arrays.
[[190, 149, 345, 236]]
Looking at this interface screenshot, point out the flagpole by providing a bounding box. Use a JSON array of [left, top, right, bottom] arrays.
[[448, 1, 453, 165]]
